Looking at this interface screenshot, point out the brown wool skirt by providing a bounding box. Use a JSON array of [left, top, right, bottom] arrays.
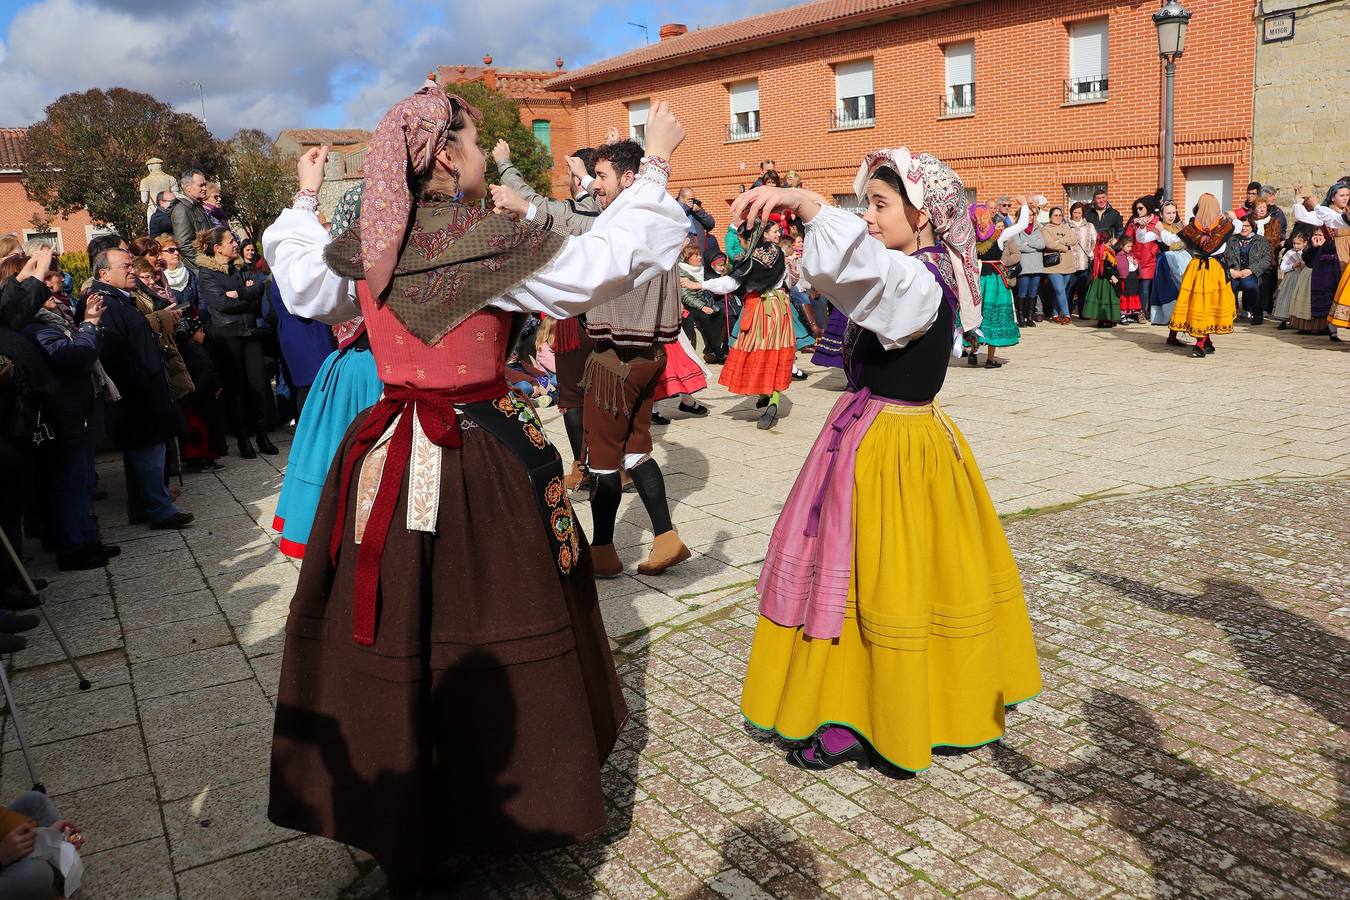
[[269, 415, 627, 876]]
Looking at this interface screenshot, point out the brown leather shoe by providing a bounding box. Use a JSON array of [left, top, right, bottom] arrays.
[[590, 544, 623, 578], [637, 530, 691, 576]]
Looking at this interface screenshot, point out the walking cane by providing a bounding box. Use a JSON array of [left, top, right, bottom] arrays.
[[0, 526, 92, 692]]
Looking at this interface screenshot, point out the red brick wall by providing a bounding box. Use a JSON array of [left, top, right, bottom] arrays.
[[569, 0, 1253, 219], [510, 97, 579, 198], [0, 175, 96, 252]]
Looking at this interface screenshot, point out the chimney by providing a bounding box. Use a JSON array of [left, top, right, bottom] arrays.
[[659, 23, 688, 41]]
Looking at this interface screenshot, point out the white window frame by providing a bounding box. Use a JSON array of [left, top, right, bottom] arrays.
[[834, 59, 875, 130], [832, 193, 867, 215], [627, 99, 649, 147], [22, 229, 64, 254], [1064, 182, 1108, 208], [1067, 18, 1109, 103], [85, 224, 118, 244], [943, 41, 976, 117], [728, 79, 760, 142]]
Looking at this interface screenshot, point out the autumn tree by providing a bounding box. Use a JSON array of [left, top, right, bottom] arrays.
[[221, 129, 296, 242], [448, 81, 553, 197], [23, 88, 225, 239]]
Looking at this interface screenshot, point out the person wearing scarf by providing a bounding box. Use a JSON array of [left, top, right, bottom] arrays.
[[969, 200, 1024, 367], [729, 148, 1041, 775], [1168, 193, 1236, 357], [1149, 200, 1189, 338], [1293, 180, 1350, 340], [1082, 230, 1121, 327], [1124, 192, 1165, 316], [270, 182, 383, 559], [156, 235, 201, 320], [1224, 217, 1273, 325], [261, 81, 688, 891]]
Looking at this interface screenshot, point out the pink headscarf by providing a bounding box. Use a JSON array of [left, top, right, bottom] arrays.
[[359, 79, 475, 301], [855, 147, 983, 336]]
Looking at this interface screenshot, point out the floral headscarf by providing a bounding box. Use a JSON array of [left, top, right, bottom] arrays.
[[969, 202, 999, 243], [855, 148, 981, 333], [360, 79, 477, 302]]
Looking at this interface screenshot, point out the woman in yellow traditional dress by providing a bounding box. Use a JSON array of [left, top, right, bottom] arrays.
[[1167, 193, 1236, 358], [731, 149, 1041, 774]]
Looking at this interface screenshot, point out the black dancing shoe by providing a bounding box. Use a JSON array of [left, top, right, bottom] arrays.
[[677, 400, 710, 417], [786, 734, 871, 771], [755, 395, 770, 409], [1190, 345, 1207, 358], [650, 409, 670, 425], [756, 403, 778, 430]]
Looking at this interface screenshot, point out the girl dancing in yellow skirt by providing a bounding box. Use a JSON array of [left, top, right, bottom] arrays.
[[730, 149, 1041, 774], [1167, 193, 1235, 358]]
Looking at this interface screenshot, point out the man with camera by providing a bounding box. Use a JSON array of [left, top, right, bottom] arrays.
[[677, 187, 719, 265]]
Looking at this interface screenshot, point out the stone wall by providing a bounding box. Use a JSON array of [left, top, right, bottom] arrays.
[[1253, 0, 1350, 199]]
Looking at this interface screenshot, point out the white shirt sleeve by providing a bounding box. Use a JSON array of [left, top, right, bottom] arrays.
[[261, 208, 359, 324], [1156, 228, 1182, 247], [699, 275, 740, 294], [801, 204, 943, 350], [1313, 205, 1348, 227], [1280, 249, 1299, 273], [998, 204, 1031, 249], [1134, 227, 1158, 244], [1292, 203, 1322, 227], [491, 173, 687, 317]]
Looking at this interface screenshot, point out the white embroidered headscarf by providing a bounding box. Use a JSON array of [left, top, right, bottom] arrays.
[[854, 148, 982, 337]]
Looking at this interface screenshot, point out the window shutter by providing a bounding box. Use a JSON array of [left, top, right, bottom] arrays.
[[945, 42, 974, 87], [1069, 19, 1108, 80], [835, 60, 874, 101], [729, 79, 759, 114], [627, 100, 649, 129], [531, 120, 551, 154]]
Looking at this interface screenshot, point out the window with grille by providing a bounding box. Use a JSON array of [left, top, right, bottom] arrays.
[[1064, 183, 1108, 209], [833, 193, 866, 215], [943, 42, 975, 116], [23, 229, 63, 254], [627, 100, 649, 147], [1067, 19, 1109, 103], [834, 60, 875, 129], [728, 80, 760, 141]]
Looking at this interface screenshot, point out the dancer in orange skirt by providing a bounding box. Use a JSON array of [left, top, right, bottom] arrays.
[[698, 221, 802, 429]]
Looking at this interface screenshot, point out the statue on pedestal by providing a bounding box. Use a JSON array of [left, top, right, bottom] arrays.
[[139, 158, 180, 223]]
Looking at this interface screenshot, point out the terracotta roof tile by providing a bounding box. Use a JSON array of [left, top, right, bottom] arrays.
[[549, 0, 974, 89], [0, 127, 28, 169], [277, 128, 371, 146]]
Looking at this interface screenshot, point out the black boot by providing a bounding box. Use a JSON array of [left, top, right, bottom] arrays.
[[238, 436, 257, 459], [255, 432, 279, 455]]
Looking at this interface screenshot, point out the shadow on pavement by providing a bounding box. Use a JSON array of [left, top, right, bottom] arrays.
[[993, 689, 1347, 898]]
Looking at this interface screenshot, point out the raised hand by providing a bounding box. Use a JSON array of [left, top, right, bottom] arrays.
[[489, 184, 530, 220], [19, 245, 55, 282], [493, 139, 512, 167], [642, 100, 686, 160], [729, 186, 825, 228], [84, 295, 105, 324], [565, 156, 589, 183], [298, 145, 329, 193]]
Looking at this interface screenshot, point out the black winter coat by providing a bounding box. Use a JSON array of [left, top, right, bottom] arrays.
[[22, 311, 102, 442], [197, 257, 266, 338], [92, 281, 183, 449]]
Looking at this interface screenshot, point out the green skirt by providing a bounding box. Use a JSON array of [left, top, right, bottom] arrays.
[[979, 273, 1019, 347], [1082, 276, 1120, 322]]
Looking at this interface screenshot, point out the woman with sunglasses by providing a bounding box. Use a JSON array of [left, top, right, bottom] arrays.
[[156, 235, 201, 321], [1124, 193, 1164, 319]]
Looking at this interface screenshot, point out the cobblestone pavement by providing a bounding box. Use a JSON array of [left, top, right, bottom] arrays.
[[0, 323, 1347, 898]]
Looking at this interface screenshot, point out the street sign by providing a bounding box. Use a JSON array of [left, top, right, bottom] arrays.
[[1262, 12, 1295, 43]]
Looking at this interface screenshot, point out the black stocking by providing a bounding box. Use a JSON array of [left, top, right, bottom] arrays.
[[562, 406, 584, 462], [589, 472, 622, 546], [628, 458, 673, 536]]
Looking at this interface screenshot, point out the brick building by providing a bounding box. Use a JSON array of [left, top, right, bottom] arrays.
[[439, 59, 578, 198], [0, 127, 99, 254], [550, 0, 1255, 223]]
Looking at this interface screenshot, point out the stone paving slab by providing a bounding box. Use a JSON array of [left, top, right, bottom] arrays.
[[0, 323, 1346, 897]]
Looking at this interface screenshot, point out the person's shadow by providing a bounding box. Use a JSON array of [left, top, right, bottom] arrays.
[[1074, 569, 1350, 730], [682, 817, 823, 900], [993, 690, 1349, 898]]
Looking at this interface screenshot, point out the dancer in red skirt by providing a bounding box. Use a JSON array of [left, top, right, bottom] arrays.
[[700, 221, 802, 429]]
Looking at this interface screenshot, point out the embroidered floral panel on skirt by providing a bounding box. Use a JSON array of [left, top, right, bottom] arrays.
[[273, 348, 382, 558], [1168, 260, 1235, 337], [720, 289, 798, 395], [269, 414, 626, 876], [741, 404, 1042, 772], [978, 274, 1019, 347]]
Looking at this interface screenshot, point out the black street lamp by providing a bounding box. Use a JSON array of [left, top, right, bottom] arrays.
[[1154, 1, 1193, 201]]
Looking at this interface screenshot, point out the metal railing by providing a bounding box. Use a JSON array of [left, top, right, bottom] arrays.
[[941, 83, 975, 117], [831, 102, 875, 130], [1064, 75, 1109, 104], [726, 122, 760, 142]]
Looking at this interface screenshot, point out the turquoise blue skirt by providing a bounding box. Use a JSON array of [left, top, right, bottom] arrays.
[[273, 348, 382, 558]]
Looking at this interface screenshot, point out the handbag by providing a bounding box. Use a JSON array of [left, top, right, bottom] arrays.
[[1042, 251, 1062, 268]]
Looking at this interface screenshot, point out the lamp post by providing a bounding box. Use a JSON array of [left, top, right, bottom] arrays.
[[1153, 1, 1192, 201]]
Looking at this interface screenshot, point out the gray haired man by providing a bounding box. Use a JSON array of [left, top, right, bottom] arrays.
[[171, 169, 212, 269]]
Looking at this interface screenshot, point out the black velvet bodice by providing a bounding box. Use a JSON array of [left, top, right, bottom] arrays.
[[847, 298, 953, 402]]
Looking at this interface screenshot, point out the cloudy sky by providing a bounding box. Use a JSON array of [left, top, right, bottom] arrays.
[[0, 0, 792, 136]]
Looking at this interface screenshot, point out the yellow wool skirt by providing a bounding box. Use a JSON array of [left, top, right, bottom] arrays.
[[1328, 262, 1350, 329], [740, 405, 1042, 772], [1168, 259, 1235, 337]]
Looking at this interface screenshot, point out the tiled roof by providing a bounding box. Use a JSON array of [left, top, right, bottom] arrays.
[[0, 127, 28, 169], [548, 0, 974, 89], [438, 66, 570, 98], [277, 128, 371, 146]]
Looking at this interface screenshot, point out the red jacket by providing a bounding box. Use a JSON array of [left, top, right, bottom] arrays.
[[1124, 217, 1160, 279]]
